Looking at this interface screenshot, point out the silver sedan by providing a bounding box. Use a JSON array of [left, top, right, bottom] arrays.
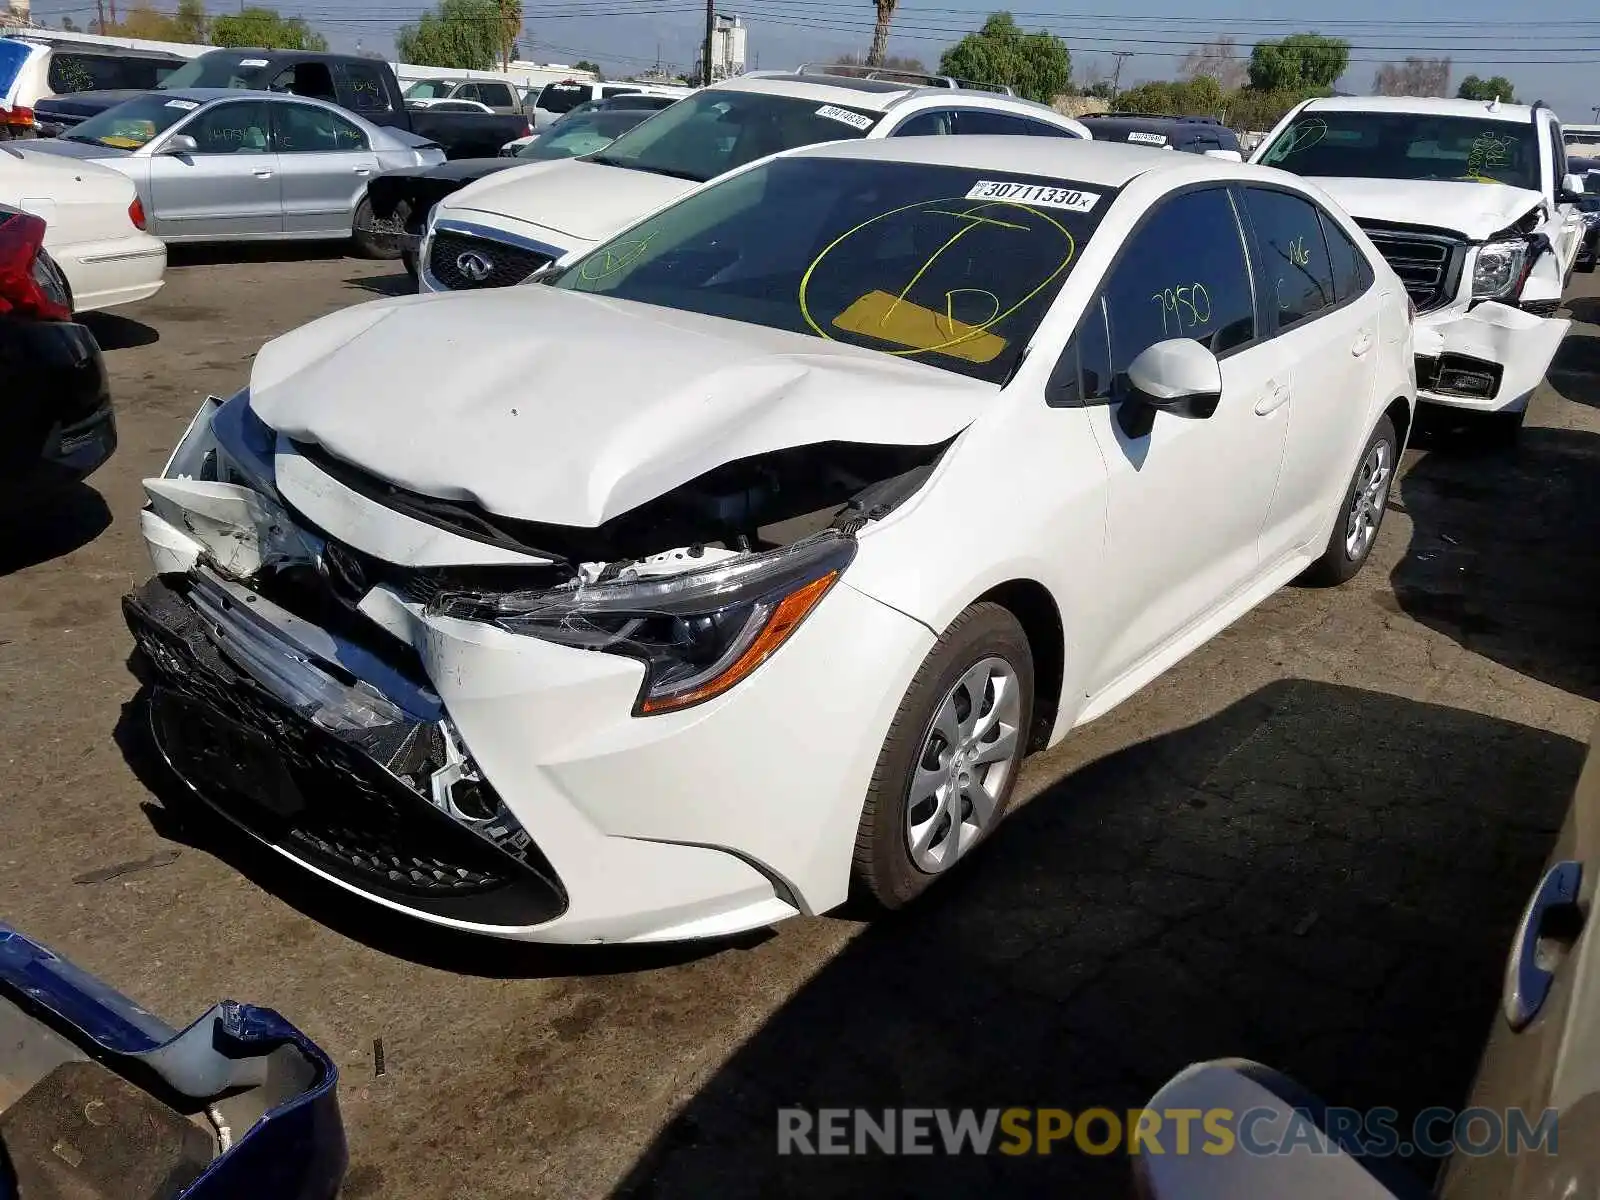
[[26, 89, 445, 252]]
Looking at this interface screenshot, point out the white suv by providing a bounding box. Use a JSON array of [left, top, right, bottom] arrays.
[[418, 68, 1091, 294], [1253, 96, 1586, 441]]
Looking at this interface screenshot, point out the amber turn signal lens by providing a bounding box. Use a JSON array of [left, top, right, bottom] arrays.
[[639, 571, 841, 714]]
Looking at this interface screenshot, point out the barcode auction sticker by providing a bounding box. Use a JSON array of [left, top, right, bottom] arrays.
[[164, 99, 199, 110], [964, 180, 1100, 212], [239, 58, 270, 67], [1127, 131, 1168, 145], [815, 105, 875, 131]]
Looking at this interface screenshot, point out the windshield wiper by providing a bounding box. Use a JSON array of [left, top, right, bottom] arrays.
[[61, 134, 104, 145], [587, 153, 704, 182]]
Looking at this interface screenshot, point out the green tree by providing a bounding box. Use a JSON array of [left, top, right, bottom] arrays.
[[1458, 73, 1516, 102], [59, 14, 79, 30], [574, 59, 603, 78], [212, 7, 327, 50], [1247, 32, 1349, 92], [1116, 76, 1225, 118], [938, 11, 1071, 104], [395, 0, 499, 70]]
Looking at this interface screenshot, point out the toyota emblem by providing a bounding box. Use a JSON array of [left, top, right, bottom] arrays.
[[455, 249, 495, 283]]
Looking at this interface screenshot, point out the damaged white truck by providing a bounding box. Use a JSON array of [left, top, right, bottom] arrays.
[[1255, 96, 1586, 441]]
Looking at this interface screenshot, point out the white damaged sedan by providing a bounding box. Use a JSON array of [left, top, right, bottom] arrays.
[[128, 137, 1415, 943]]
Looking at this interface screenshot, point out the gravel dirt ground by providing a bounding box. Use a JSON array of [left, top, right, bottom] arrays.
[[1, 251, 1597, 1198]]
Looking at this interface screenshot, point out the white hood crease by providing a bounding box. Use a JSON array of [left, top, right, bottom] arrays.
[[249, 286, 993, 529], [1307, 176, 1543, 240]]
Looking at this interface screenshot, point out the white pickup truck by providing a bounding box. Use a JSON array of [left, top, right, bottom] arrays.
[[1253, 96, 1587, 441]]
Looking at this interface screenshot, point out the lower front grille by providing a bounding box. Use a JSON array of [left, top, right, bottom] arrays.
[[125, 574, 568, 927], [427, 229, 552, 291], [1359, 225, 1462, 313]]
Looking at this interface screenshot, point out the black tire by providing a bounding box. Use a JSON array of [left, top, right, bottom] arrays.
[[401, 246, 419, 282], [1301, 414, 1399, 587], [37, 247, 74, 313], [350, 197, 402, 260], [851, 602, 1034, 909]]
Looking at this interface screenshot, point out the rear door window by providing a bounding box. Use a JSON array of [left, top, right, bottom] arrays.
[[1321, 213, 1374, 302], [336, 61, 391, 113], [1241, 187, 1337, 327], [951, 109, 1032, 136], [479, 83, 516, 107]]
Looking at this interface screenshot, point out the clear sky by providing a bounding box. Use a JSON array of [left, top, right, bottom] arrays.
[[23, 0, 1600, 124]]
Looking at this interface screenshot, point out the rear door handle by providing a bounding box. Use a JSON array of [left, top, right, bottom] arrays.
[[1254, 381, 1291, 416], [252, 168, 273, 179], [354, 166, 372, 175], [1351, 330, 1374, 357]]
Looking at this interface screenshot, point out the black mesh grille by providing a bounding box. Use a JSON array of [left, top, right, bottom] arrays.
[[428, 230, 551, 290], [1358, 226, 1461, 312], [125, 576, 567, 926]]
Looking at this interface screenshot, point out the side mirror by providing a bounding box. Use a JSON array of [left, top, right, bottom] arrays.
[[1203, 148, 1243, 161], [160, 133, 199, 156], [1126, 338, 1222, 419], [1559, 173, 1588, 203]]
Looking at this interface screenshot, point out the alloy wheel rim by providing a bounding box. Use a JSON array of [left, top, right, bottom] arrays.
[[1344, 441, 1392, 561], [905, 656, 1023, 874]]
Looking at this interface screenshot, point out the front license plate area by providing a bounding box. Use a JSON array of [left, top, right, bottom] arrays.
[[153, 690, 305, 819]]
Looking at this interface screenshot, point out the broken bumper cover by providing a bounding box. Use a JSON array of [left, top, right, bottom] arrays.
[[126, 571, 573, 929], [1412, 300, 1570, 414]]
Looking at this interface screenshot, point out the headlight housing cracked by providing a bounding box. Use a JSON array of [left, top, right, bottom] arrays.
[[431, 532, 858, 715]]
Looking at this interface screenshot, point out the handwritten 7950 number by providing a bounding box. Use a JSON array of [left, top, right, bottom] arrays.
[[1150, 283, 1212, 337]]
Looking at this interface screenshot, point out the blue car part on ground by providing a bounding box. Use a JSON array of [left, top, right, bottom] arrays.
[[0, 922, 346, 1200]]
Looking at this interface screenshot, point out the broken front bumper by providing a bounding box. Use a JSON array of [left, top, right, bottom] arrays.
[[1413, 300, 1571, 414], [126, 570, 573, 930]]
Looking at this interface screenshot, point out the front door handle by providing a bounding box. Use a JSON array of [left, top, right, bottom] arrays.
[[252, 168, 273, 179], [1254, 381, 1291, 416], [1351, 330, 1374, 357], [353, 166, 372, 175], [1504, 859, 1584, 1030]]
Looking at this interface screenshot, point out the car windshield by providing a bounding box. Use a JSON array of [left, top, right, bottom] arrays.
[[518, 109, 652, 159], [1260, 110, 1542, 190], [64, 93, 195, 148], [405, 80, 456, 100], [158, 52, 265, 90], [553, 155, 1110, 384], [585, 89, 882, 184]]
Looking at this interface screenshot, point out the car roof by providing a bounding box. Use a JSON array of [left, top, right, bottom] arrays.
[[788, 133, 1252, 186], [1299, 95, 1538, 123], [708, 71, 1085, 130]]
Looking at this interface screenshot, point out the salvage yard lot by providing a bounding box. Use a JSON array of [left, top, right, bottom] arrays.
[[3, 252, 1599, 1197]]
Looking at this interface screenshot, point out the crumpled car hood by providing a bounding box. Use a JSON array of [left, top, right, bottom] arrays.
[[250, 287, 993, 528], [442, 157, 694, 243], [1308, 176, 1542, 240]]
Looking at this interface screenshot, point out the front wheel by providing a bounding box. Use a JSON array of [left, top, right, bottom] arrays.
[[351, 197, 403, 261], [851, 602, 1034, 909], [1301, 414, 1398, 587]]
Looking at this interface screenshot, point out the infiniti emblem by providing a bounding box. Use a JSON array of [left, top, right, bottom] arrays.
[[455, 249, 495, 283], [319, 542, 368, 606]]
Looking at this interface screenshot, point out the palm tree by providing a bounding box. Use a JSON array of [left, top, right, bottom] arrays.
[[497, 0, 521, 70], [867, 0, 896, 67]]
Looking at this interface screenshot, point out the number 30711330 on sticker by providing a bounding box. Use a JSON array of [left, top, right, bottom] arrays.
[[965, 181, 1100, 212]]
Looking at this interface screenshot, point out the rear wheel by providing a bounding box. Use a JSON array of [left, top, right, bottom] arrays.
[[852, 602, 1034, 909], [1301, 415, 1397, 586], [351, 197, 403, 260]]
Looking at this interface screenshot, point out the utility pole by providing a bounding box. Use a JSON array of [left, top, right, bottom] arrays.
[[1109, 51, 1131, 107], [93, 0, 104, 33], [702, 0, 715, 86]]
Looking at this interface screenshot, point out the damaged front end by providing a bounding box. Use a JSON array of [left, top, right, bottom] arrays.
[[128, 389, 944, 932], [1363, 210, 1571, 413]]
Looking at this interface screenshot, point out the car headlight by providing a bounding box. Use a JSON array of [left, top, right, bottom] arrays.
[[431, 532, 857, 715], [1472, 238, 1531, 301]]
